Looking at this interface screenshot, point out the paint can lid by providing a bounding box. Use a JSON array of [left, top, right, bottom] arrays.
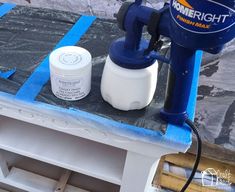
[[49, 46, 92, 76]]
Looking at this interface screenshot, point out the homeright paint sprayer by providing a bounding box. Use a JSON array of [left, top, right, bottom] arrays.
[[101, 0, 235, 191]]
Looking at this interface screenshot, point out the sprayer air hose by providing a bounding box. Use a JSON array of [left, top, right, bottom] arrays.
[[180, 118, 202, 192]]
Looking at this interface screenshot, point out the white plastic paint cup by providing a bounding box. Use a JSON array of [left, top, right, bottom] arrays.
[[101, 56, 158, 111], [49, 46, 92, 101]]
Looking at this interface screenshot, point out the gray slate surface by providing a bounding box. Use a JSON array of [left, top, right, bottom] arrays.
[[0, 5, 167, 133]]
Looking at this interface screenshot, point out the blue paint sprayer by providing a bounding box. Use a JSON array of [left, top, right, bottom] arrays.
[[101, 0, 235, 190]]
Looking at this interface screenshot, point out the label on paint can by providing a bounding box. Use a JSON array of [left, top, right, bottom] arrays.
[[51, 74, 89, 101]]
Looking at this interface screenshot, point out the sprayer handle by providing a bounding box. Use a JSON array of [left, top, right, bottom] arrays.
[[135, 0, 143, 5], [160, 42, 202, 125]]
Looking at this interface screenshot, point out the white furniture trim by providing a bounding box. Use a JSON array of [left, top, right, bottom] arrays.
[[0, 93, 187, 192]]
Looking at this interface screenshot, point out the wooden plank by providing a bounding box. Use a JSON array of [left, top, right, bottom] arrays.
[[152, 156, 165, 187], [160, 171, 223, 192], [54, 170, 72, 192], [0, 167, 89, 192], [0, 189, 10, 192], [165, 153, 235, 184], [190, 140, 235, 166]]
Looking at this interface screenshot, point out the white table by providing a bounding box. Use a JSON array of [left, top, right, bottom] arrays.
[[0, 91, 191, 192]]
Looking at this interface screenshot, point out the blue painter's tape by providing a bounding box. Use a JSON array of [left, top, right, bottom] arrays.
[[0, 68, 16, 79], [0, 3, 16, 17], [164, 51, 203, 149], [16, 15, 96, 101]]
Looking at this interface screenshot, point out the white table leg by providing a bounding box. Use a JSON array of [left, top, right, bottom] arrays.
[[0, 151, 9, 178], [120, 151, 159, 192]]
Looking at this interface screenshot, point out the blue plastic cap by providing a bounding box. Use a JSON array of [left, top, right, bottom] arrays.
[[109, 38, 156, 69]]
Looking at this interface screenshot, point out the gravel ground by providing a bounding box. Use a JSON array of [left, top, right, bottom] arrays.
[[0, 0, 164, 18]]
